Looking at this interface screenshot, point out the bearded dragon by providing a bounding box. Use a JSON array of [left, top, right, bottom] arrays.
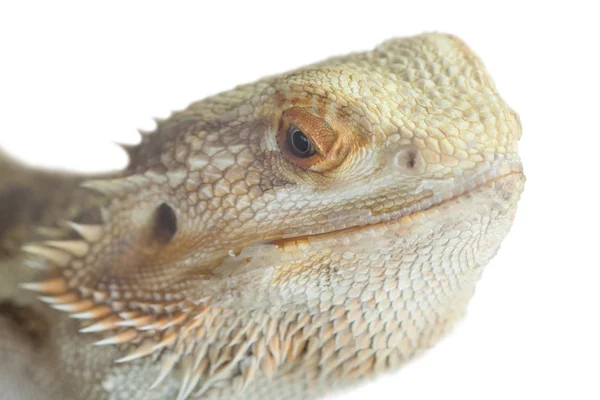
[[0, 33, 524, 400]]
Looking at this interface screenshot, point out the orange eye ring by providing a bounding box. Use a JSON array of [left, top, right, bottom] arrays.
[[277, 107, 350, 171]]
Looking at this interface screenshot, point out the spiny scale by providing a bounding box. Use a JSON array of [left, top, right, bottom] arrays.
[[51, 298, 95, 313], [113, 139, 140, 166], [179, 358, 208, 400], [21, 244, 71, 267], [115, 341, 160, 363], [150, 352, 179, 389], [115, 314, 153, 328], [23, 258, 47, 270], [70, 305, 113, 320], [44, 239, 89, 257], [79, 315, 121, 333], [240, 358, 259, 391], [93, 328, 138, 346], [38, 292, 79, 304], [67, 221, 104, 242], [177, 355, 194, 400], [20, 277, 68, 294], [34, 226, 66, 239], [80, 177, 138, 196]]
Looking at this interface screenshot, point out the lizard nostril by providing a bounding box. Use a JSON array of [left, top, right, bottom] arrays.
[[405, 150, 417, 169], [391, 146, 423, 174], [153, 203, 177, 244]]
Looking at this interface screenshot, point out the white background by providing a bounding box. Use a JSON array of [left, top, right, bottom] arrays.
[[1, 1, 599, 399]]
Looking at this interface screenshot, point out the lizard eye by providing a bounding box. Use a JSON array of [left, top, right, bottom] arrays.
[[277, 106, 350, 171], [287, 126, 315, 158]]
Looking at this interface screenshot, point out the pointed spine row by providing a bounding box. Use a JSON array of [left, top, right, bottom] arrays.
[[19, 221, 361, 399], [19, 228, 195, 364]]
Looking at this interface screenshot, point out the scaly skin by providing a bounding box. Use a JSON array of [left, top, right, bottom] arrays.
[[0, 33, 524, 400]]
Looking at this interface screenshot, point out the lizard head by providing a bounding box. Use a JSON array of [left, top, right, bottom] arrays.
[[22, 33, 524, 395]]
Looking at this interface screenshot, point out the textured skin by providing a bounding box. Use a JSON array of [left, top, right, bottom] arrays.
[[0, 33, 524, 400]]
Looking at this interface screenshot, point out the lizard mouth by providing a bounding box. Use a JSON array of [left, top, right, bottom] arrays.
[[220, 160, 524, 280], [266, 159, 524, 248]]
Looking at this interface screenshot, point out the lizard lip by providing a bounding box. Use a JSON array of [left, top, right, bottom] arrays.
[[390, 159, 525, 221], [268, 159, 524, 246]]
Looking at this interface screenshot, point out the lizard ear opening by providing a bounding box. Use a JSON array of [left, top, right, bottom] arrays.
[[153, 203, 177, 244]]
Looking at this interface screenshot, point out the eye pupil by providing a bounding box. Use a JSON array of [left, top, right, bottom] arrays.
[[292, 130, 310, 153], [288, 126, 315, 157]]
